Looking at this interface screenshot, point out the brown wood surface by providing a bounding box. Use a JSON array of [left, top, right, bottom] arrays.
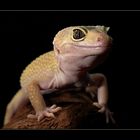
[[2, 89, 115, 129]]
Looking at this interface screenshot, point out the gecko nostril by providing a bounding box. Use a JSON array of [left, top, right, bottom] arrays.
[[97, 37, 103, 42]]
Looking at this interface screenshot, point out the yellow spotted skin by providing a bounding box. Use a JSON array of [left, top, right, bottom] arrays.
[[4, 25, 112, 125], [20, 51, 58, 88]]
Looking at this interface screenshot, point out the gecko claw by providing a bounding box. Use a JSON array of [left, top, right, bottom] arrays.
[[27, 114, 37, 119], [27, 104, 62, 121], [37, 113, 45, 121], [93, 102, 116, 124], [50, 104, 57, 109]]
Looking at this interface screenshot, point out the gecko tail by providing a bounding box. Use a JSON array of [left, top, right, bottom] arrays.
[[4, 89, 28, 125]]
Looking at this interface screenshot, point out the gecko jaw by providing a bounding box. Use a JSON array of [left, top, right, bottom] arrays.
[[73, 44, 107, 50]]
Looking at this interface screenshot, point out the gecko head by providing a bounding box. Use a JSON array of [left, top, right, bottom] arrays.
[[53, 26, 112, 57]]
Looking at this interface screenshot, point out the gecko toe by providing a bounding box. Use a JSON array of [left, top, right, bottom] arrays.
[[27, 105, 62, 121], [37, 114, 44, 121], [27, 114, 37, 119], [93, 102, 102, 108], [44, 111, 55, 118], [50, 107, 62, 113], [50, 104, 57, 109], [47, 105, 62, 113]]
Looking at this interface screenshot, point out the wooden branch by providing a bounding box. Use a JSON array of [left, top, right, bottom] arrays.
[[2, 89, 115, 129]]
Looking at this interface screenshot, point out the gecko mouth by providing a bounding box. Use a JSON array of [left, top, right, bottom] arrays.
[[74, 44, 106, 49]]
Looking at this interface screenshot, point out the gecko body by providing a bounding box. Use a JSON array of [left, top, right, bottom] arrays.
[[4, 26, 114, 125]]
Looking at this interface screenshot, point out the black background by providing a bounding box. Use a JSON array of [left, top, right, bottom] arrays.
[[0, 10, 140, 129]]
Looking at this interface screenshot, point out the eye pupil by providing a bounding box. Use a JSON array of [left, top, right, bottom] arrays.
[[73, 29, 85, 40]]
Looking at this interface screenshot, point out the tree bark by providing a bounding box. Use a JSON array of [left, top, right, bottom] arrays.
[[2, 89, 116, 129]]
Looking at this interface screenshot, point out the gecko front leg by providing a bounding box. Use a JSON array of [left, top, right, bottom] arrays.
[[27, 82, 62, 121], [86, 73, 115, 124]]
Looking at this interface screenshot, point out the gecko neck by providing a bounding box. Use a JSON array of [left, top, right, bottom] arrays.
[[48, 52, 108, 89], [56, 54, 99, 81]]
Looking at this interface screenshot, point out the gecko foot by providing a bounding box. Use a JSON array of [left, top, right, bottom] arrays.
[[93, 102, 116, 124], [27, 104, 62, 121]]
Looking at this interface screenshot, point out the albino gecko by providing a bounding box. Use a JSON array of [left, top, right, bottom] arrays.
[[4, 26, 114, 125]]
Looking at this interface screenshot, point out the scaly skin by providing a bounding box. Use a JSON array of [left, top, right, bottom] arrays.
[[4, 26, 114, 125]]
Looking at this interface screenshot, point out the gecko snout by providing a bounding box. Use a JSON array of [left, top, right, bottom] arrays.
[[95, 33, 111, 47], [97, 36, 107, 44], [97, 36, 103, 42]]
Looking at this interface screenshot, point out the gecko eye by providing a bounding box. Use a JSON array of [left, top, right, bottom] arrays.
[[72, 28, 86, 41]]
